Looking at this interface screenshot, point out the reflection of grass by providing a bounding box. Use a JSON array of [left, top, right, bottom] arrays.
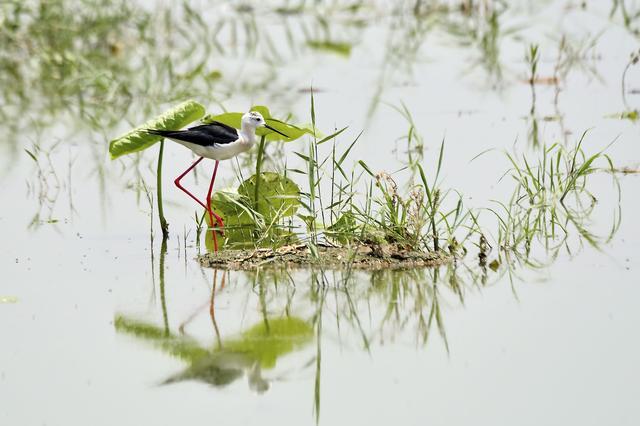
[[611, 0, 640, 36], [525, 44, 540, 146], [24, 139, 73, 228], [440, 4, 513, 83], [0, 0, 325, 144], [0, 0, 143, 127]]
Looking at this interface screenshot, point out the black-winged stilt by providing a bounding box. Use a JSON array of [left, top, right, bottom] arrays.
[[147, 111, 287, 252]]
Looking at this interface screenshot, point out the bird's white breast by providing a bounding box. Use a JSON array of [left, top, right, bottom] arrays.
[[172, 138, 253, 161]]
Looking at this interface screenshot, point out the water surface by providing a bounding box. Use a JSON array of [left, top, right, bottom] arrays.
[[1, 1, 639, 425]]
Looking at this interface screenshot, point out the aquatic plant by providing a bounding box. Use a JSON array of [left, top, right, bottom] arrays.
[[109, 101, 313, 240], [109, 100, 207, 237], [488, 133, 620, 258]]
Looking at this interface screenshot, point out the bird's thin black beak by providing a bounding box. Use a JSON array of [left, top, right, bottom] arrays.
[[264, 124, 288, 138]]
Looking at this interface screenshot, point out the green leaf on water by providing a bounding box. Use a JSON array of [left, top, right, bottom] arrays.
[[238, 172, 301, 220], [307, 40, 352, 57], [108, 100, 206, 159]]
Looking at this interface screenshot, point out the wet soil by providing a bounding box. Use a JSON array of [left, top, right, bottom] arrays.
[[198, 242, 452, 271]]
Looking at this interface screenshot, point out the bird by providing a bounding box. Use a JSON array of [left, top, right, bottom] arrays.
[[146, 111, 288, 252]]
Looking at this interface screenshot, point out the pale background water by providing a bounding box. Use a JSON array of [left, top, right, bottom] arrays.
[[1, 1, 639, 425]]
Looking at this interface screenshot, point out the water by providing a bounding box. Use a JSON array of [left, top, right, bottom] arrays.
[[1, 1, 639, 425]]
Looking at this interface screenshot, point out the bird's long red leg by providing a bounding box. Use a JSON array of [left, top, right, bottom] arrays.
[[174, 156, 207, 210], [206, 160, 225, 252], [174, 157, 224, 252], [174, 156, 217, 250]]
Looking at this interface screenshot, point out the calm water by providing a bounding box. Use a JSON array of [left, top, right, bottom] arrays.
[[1, 1, 639, 425]]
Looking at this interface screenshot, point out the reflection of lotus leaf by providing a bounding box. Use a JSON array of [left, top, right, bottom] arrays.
[[114, 315, 313, 388], [238, 172, 301, 220], [223, 317, 314, 369], [203, 105, 322, 142], [114, 316, 208, 363], [108, 100, 206, 159]]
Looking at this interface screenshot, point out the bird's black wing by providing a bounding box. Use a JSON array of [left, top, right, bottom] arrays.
[[146, 121, 239, 147]]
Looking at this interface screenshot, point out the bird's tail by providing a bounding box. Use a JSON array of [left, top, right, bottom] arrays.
[[144, 128, 179, 138]]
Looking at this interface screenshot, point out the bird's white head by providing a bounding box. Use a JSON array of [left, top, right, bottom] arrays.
[[241, 111, 266, 131], [240, 110, 289, 139]]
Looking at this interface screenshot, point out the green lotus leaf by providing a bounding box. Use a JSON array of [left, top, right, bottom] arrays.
[[109, 100, 206, 159], [238, 172, 301, 220], [205, 191, 256, 250]]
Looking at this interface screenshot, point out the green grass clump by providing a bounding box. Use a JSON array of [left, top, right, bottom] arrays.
[[488, 132, 620, 258]]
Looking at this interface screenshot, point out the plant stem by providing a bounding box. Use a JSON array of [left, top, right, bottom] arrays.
[[254, 135, 266, 209], [308, 140, 317, 244], [157, 140, 169, 238], [159, 235, 169, 336]]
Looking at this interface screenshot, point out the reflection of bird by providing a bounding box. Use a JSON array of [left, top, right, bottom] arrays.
[[146, 111, 287, 251], [161, 352, 270, 393], [161, 352, 249, 388], [115, 311, 312, 394]]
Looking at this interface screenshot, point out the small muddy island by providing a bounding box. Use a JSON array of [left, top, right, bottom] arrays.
[[198, 242, 452, 271]]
